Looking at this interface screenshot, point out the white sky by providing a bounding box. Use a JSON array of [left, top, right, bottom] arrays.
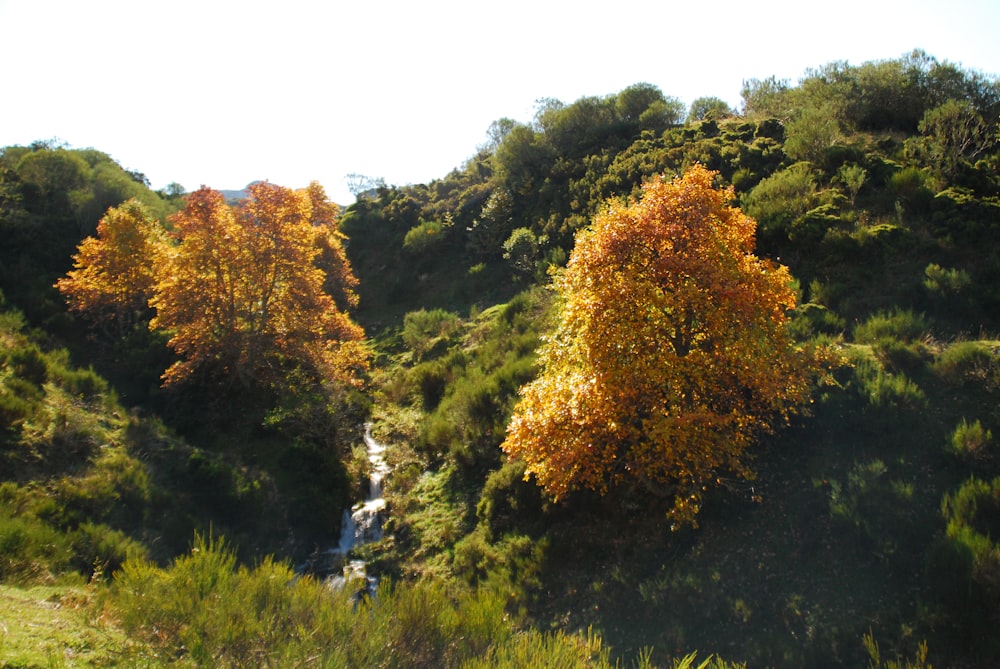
[[2, 0, 999, 205]]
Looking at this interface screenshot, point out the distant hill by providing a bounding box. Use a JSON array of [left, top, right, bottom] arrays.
[[216, 182, 342, 211], [219, 181, 262, 203]]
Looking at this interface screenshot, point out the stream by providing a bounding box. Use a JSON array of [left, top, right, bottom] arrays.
[[324, 423, 389, 594]]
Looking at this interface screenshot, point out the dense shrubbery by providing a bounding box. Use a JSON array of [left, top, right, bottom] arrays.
[[115, 533, 732, 668]]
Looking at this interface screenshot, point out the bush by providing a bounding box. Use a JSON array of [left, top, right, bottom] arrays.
[[502, 227, 540, 275], [829, 459, 919, 561], [0, 513, 73, 583], [789, 302, 846, 341], [742, 162, 818, 240], [402, 308, 462, 360], [928, 476, 1000, 649], [476, 459, 545, 539], [924, 263, 972, 296], [933, 341, 997, 386], [452, 526, 547, 594], [886, 166, 933, 215], [947, 418, 993, 464], [70, 522, 146, 580], [849, 349, 926, 411], [403, 219, 448, 254], [873, 338, 931, 373], [412, 362, 450, 411], [113, 532, 531, 668], [4, 343, 48, 387], [460, 628, 610, 669], [853, 308, 929, 344]]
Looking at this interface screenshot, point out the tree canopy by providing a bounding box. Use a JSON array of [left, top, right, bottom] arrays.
[[501, 165, 825, 526], [150, 182, 368, 389], [56, 199, 166, 340]]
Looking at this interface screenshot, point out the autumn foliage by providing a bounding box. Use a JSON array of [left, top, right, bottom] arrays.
[[56, 199, 166, 338], [150, 182, 367, 388], [501, 165, 822, 526], [58, 182, 368, 392]]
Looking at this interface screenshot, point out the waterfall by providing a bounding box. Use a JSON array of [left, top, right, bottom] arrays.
[[326, 423, 388, 594]]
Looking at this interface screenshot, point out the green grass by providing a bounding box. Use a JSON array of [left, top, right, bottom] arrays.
[[0, 584, 140, 668]]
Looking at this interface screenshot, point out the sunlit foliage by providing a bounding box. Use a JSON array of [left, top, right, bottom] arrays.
[[502, 165, 827, 526], [56, 199, 166, 338], [149, 182, 368, 389]]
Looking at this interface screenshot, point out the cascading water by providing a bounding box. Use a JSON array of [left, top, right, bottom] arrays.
[[326, 423, 389, 594]]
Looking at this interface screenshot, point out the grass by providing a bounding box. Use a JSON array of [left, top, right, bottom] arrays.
[[0, 583, 139, 668]]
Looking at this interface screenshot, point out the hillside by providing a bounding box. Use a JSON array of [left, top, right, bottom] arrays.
[[1, 49, 999, 667]]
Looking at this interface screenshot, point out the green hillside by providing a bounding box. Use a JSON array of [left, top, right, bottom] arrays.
[[2, 50, 1000, 667]]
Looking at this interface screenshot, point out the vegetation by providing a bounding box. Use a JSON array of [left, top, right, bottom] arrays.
[[2, 49, 1000, 666], [501, 165, 831, 526]]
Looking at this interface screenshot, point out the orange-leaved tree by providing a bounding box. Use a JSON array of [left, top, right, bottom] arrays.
[[501, 164, 826, 527], [56, 198, 167, 339], [303, 181, 360, 312], [149, 181, 368, 389]]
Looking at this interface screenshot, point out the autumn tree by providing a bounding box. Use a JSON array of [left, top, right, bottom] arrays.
[[56, 198, 166, 339], [149, 182, 368, 390], [501, 165, 823, 526], [301, 181, 360, 312]]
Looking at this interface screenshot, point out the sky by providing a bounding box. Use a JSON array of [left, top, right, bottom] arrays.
[[2, 0, 999, 205]]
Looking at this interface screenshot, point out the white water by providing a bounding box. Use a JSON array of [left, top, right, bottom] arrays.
[[326, 424, 389, 593]]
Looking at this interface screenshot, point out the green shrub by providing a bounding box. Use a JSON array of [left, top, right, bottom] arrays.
[[789, 303, 846, 340], [849, 351, 926, 411], [947, 418, 993, 464], [460, 628, 610, 669], [791, 203, 844, 243], [395, 466, 470, 566], [924, 263, 972, 296], [873, 338, 931, 373], [4, 343, 48, 386], [829, 460, 919, 560], [113, 532, 531, 668], [412, 363, 450, 411], [865, 370, 926, 410], [70, 522, 146, 580], [476, 459, 545, 539], [886, 166, 933, 214], [403, 219, 448, 254], [502, 227, 540, 275], [16, 384, 113, 455], [862, 632, 932, 669], [0, 513, 73, 583], [452, 525, 547, 594], [933, 341, 997, 386], [402, 308, 462, 360], [853, 308, 929, 344], [942, 476, 1000, 539], [49, 448, 152, 528], [928, 476, 1000, 648], [0, 379, 36, 429], [742, 162, 818, 240]]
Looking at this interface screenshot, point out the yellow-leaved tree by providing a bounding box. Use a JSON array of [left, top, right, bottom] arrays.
[[149, 182, 368, 389], [501, 165, 827, 526], [56, 198, 167, 339]]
